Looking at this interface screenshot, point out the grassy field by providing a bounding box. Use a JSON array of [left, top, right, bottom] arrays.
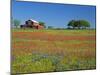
[[12, 29, 96, 74]]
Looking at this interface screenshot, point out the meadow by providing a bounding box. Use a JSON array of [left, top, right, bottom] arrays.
[[12, 29, 96, 74]]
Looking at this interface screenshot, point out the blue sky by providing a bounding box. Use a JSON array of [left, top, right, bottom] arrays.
[[12, 0, 96, 28]]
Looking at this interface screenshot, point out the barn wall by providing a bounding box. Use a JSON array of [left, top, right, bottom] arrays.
[[38, 25, 44, 29]]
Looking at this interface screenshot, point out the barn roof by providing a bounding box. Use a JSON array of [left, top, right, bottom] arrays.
[[29, 19, 39, 23]]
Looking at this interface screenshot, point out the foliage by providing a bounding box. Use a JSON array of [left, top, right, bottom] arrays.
[[67, 20, 90, 29], [79, 20, 90, 28], [68, 20, 76, 29], [13, 19, 20, 28]]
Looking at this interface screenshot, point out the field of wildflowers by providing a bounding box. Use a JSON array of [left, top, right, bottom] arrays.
[[12, 29, 96, 74]]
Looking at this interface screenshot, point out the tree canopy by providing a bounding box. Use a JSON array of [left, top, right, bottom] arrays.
[[79, 20, 90, 28], [67, 20, 90, 29]]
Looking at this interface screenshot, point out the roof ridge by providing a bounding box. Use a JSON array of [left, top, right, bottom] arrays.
[[29, 19, 39, 23]]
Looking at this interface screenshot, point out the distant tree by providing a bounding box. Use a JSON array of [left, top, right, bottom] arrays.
[[67, 20, 90, 29], [48, 26, 53, 29], [79, 20, 90, 29], [39, 22, 46, 28], [13, 19, 20, 28], [74, 20, 81, 29], [67, 20, 76, 29]]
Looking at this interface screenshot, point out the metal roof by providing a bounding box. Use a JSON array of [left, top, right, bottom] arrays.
[[29, 19, 39, 23]]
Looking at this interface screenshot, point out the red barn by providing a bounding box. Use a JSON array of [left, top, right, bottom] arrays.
[[21, 19, 44, 29]]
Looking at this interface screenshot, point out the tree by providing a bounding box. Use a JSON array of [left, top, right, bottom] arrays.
[[74, 20, 81, 29], [67, 20, 90, 29], [67, 20, 76, 29], [39, 22, 46, 28], [13, 19, 20, 28], [79, 20, 90, 29]]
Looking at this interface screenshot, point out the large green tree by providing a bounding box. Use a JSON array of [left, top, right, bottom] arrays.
[[67, 20, 90, 29], [79, 20, 90, 29], [67, 20, 76, 29]]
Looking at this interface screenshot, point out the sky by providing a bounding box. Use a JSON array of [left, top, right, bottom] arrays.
[[12, 0, 96, 28]]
